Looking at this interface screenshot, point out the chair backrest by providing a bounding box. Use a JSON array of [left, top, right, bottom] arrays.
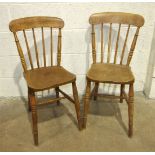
[[9, 16, 64, 72], [89, 12, 144, 65]]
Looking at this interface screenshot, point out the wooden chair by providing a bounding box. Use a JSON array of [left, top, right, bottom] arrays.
[[9, 16, 81, 145], [83, 12, 144, 137]]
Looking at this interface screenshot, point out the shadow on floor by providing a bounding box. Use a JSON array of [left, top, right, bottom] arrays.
[[23, 98, 79, 129], [89, 98, 128, 135], [22, 93, 128, 137]]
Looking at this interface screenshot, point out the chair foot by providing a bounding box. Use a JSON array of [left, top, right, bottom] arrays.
[[34, 133, 39, 146], [128, 128, 133, 138], [78, 118, 83, 131], [82, 117, 87, 129]]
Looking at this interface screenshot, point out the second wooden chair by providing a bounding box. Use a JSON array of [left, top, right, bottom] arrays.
[[83, 12, 144, 137]]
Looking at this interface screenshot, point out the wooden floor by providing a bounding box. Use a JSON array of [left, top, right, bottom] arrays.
[[0, 92, 155, 151]]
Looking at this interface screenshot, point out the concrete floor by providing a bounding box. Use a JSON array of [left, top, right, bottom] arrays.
[[0, 92, 155, 151]]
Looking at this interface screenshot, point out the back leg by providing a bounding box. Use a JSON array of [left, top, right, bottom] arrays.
[[28, 87, 31, 111], [120, 84, 125, 103], [94, 82, 99, 100], [55, 87, 60, 105]]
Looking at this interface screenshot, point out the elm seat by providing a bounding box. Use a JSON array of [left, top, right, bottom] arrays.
[[24, 66, 76, 91], [87, 63, 134, 84]]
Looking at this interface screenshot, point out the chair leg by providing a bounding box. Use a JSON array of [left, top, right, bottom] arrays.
[[94, 82, 99, 101], [120, 84, 125, 103], [29, 89, 38, 145], [128, 83, 134, 137], [55, 87, 60, 105], [72, 81, 82, 130], [83, 79, 91, 128], [28, 87, 31, 111]]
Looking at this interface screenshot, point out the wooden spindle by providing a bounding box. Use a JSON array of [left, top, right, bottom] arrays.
[[101, 23, 104, 63], [92, 25, 96, 63], [107, 23, 112, 63], [114, 24, 121, 64], [41, 27, 46, 67], [13, 32, 27, 72], [50, 28, 53, 66], [32, 28, 40, 68], [57, 28, 62, 66], [23, 30, 33, 69], [127, 27, 140, 66], [120, 24, 130, 65]]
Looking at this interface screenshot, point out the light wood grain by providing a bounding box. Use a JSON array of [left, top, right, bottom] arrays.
[[87, 63, 134, 84]]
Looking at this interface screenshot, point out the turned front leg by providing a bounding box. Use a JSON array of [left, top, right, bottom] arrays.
[[128, 83, 134, 137], [29, 89, 38, 145], [83, 80, 91, 128], [72, 82, 82, 130]]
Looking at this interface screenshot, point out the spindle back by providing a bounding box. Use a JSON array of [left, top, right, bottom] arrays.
[[89, 12, 144, 65], [9, 16, 64, 72]]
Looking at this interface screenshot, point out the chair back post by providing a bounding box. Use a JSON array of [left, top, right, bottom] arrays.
[[13, 32, 27, 73], [127, 27, 140, 66], [91, 24, 96, 63]]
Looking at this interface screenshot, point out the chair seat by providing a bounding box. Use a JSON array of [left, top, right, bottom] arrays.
[[87, 63, 134, 84], [24, 66, 76, 91]]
